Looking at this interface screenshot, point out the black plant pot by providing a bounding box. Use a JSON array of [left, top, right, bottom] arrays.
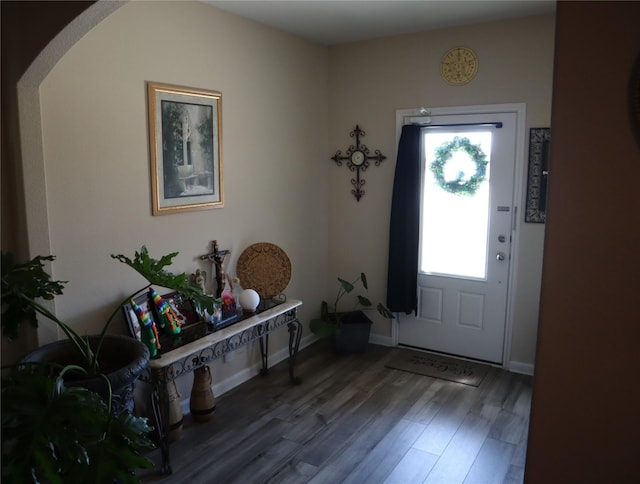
[[21, 334, 149, 415], [331, 310, 373, 354]]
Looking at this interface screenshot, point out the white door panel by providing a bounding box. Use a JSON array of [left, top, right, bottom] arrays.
[[398, 110, 517, 364]]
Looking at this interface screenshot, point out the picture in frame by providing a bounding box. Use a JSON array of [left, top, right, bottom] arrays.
[[161, 292, 201, 327], [147, 82, 223, 215], [525, 127, 551, 223], [123, 293, 155, 341]]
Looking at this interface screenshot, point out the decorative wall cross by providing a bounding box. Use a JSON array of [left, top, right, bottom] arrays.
[[331, 124, 387, 201], [198, 240, 230, 298]]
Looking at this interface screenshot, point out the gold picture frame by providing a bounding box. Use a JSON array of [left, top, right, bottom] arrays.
[[147, 82, 223, 215]]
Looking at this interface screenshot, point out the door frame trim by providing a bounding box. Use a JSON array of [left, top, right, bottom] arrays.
[[392, 103, 527, 369]]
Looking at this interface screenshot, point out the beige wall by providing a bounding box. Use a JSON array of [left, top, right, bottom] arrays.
[[34, 1, 329, 384], [23, 4, 554, 392], [328, 14, 555, 368]]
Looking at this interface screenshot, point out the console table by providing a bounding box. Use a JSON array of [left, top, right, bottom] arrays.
[[138, 298, 303, 474]]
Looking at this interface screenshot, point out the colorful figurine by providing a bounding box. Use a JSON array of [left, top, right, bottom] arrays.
[[150, 287, 183, 335], [130, 298, 160, 358], [220, 273, 237, 319]]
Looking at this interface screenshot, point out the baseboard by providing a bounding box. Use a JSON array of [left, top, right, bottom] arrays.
[[181, 333, 317, 414], [369, 332, 393, 347], [508, 360, 535, 376]]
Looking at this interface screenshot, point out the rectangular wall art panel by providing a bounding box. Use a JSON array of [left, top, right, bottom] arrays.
[[525, 127, 551, 223]]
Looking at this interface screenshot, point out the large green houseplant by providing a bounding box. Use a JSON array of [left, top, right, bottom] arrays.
[[1, 366, 155, 483], [1, 246, 215, 377], [310, 273, 393, 353], [1, 246, 217, 482]]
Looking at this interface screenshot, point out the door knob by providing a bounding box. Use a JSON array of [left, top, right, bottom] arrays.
[[496, 252, 506, 261]]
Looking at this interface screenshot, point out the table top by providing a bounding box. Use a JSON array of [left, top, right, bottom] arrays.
[[148, 298, 302, 369]]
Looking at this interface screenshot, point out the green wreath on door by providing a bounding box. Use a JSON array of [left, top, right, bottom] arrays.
[[431, 136, 488, 196]]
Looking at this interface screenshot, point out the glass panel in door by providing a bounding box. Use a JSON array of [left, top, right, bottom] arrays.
[[420, 130, 493, 279]]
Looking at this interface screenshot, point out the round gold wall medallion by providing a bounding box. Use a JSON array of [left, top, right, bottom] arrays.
[[440, 47, 478, 86]]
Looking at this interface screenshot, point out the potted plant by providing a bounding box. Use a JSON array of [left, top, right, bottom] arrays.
[[1, 366, 155, 483], [1, 246, 217, 481], [310, 273, 393, 354]]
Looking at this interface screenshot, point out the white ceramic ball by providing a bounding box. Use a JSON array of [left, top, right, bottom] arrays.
[[239, 289, 260, 313]]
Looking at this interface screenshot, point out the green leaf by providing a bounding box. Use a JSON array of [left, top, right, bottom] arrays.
[[357, 295, 372, 307], [338, 278, 354, 293], [360, 272, 368, 290], [329, 272, 392, 321], [91, 412, 154, 482], [2, 367, 154, 483], [377, 303, 394, 319], [111, 246, 179, 287], [310, 318, 337, 338], [1, 252, 67, 339], [111, 246, 217, 315]]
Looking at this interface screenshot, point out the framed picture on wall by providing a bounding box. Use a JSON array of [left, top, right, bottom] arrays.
[[147, 82, 223, 215]]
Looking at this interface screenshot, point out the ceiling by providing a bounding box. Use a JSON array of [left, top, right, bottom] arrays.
[[203, 0, 556, 46]]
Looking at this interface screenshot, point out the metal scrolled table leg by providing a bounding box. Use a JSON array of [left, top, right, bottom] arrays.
[[151, 368, 173, 475], [259, 331, 270, 376], [287, 318, 303, 384]]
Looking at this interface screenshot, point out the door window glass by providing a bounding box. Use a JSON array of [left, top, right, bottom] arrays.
[[420, 130, 492, 279]]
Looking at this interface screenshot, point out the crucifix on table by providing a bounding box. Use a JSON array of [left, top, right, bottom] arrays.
[[331, 124, 387, 201], [199, 240, 230, 298]]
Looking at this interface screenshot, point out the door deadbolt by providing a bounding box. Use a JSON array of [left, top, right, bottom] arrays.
[[496, 252, 506, 261]]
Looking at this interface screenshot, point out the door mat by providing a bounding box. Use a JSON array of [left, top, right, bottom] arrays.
[[385, 349, 489, 387]]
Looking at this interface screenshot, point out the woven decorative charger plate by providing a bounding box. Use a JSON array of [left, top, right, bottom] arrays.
[[236, 243, 291, 299]]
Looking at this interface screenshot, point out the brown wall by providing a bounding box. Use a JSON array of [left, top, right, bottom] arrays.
[[0, 1, 94, 365], [525, 2, 640, 482], [1, 1, 94, 256]]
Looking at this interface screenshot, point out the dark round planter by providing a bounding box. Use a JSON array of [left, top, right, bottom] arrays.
[[21, 334, 149, 415]]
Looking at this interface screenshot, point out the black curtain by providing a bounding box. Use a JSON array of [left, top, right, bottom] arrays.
[[386, 124, 422, 315]]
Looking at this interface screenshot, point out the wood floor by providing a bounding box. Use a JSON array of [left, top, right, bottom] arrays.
[[141, 341, 532, 484]]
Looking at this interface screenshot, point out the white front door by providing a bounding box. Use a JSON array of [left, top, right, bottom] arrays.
[[397, 108, 520, 364]]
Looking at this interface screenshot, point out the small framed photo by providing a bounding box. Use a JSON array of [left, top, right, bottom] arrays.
[[147, 82, 223, 215], [162, 292, 200, 327], [123, 293, 155, 341]]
